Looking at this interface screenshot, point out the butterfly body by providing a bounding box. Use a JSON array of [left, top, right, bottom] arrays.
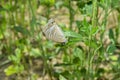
[[43, 19, 67, 43]]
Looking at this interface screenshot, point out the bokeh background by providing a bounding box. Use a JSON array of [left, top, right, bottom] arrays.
[[0, 0, 120, 80]]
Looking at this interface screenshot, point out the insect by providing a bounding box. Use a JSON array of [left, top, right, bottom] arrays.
[[42, 18, 67, 43]]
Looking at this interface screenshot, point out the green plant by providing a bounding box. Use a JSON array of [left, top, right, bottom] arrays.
[[0, 0, 120, 80]]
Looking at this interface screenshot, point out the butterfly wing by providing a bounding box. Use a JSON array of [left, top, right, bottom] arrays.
[[52, 24, 66, 43], [43, 24, 66, 43], [44, 25, 55, 40]]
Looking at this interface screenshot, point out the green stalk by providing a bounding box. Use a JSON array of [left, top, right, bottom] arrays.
[[28, 0, 53, 79], [69, 0, 74, 30], [87, 0, 98, 80], [92, 0, 98, 27]]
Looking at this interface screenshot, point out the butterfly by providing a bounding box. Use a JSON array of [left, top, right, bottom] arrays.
[[42, 18, 67, 43]]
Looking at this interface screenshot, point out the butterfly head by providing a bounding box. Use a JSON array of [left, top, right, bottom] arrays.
[[47, 18, 56, 27]]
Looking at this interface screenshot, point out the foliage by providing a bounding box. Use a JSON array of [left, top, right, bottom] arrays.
[[0, 0, 120, 80]]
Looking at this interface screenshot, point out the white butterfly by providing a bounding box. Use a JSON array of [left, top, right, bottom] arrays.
[[42, 18, 67, 43]]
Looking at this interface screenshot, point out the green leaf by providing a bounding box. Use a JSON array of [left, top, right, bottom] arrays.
[[82, 4, 93, 16], [78, 19, 90, 36], [55, 1, 63, 9], [4, 65, 24, 76], [85, 40, 97, 48], [91, 26, 99, 35], [13, 26, 30, 36], [4, 65, 17, 76], [64, 31, 82, 38], [30, 17, 36, 32], [0, 33, 3, 39], [41, 0, 55, 6], [73, 57, 80, 64], [0, 6, 8, 11], [64, 31, 83, 46], [109, 55, 118, 61], [109, 29, 114, 40], [59, 75, 67, 80], [73, 48, 83, 60], [107, 44, 116, 54], [60, 71, 73, 80], [76, 1, 86, 9], [8, 55, 16, 62], [8, 48, 22, 64], [15, 48, 22, 59], [30, 48, 41, 57]]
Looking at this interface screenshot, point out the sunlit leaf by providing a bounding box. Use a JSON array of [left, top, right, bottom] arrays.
[[0, 33, 3, 39], [40, 0, 55, 6], [30, 48, 41, 57], [4, 65, 24, 76], [64, 31, 82, 38], [91, 26, 99, 35], [59, 75, 67, 80]]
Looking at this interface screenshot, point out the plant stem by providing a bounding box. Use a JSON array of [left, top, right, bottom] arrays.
[[92, 0, 98, 27], [69, 0, 74, 30], [87, 0, 98, 80], [28, 1, 53, 79]]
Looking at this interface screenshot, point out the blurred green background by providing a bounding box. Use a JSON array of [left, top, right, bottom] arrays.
[[0, 0, 120, 80]]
